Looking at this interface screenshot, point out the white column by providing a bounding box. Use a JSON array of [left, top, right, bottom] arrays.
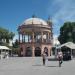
[[41, 32, 43, 43], [32, 32, 35, 56], [32, 32, 34, 42], [19, 33, 20, 43], [22, 34, 23, 43]]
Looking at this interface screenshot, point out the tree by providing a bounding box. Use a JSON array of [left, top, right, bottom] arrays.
[[0, 27, 15, 45], [6, 32, 15, 43], [12, 39, 19, 54], [58, 22, 75, 44], [13, 39, 19, 48]]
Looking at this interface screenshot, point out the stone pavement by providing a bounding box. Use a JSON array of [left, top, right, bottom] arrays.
[[0, 57, 75, 75]]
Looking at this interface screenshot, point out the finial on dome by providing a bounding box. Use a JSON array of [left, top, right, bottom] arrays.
[[48, 16, 50, 20], [32, 14, 36, 18], [48, 16, 51, 20], [47, 16, 52, 25], [47, 16, 52, 22]]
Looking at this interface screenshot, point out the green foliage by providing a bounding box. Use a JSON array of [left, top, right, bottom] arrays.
[[58, 22, 75, 44], [12, 39, 19, 54], [0, 27, 15, 44], [13, 39, 19, 48], [12, 47, 19, 54]]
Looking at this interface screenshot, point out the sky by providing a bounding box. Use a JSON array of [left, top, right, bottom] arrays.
[[0, 0, 75, 41]]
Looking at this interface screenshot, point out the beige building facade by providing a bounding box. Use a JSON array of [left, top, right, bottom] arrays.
[[17, 17, 53, 57]]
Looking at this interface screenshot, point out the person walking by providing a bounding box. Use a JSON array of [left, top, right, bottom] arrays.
[[58, 50, 63, 67], [42, 51, 47, 66]]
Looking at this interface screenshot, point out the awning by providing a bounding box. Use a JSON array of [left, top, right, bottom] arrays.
[[57, 42, 75, 49], [0, 46, 11, 50]]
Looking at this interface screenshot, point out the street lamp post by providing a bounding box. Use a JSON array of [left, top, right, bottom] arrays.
[[55, 44, 57, 58], [54, 39, 60, 58]]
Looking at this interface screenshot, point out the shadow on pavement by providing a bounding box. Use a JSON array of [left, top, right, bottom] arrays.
[[46, 65, 59, 67], [48, 58, 58, 61], [32, 64, 43, 66]]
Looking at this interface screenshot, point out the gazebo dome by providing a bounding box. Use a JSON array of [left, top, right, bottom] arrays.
[[22, 17, 48, 26]]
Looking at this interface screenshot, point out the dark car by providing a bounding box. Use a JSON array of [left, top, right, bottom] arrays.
[[63, 52, 71, 61]]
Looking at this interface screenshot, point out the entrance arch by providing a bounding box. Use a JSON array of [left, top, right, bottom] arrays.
[[44, 47, 48, 56], [35, 47, 41, 56], [25, 47, 32, 56], [18, 47, 23, 57]]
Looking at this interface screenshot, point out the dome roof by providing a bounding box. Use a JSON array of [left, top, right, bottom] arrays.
[[22, 18, 48, 26]]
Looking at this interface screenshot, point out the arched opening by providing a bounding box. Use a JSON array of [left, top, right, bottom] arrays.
[[18, 47, 23, 57], [25, 47, 32, 57], [44, 47, 48, 56], [35, 47, 41, 56]]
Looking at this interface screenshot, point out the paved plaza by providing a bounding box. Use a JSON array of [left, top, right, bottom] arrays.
[[0, 57, 75, 75]]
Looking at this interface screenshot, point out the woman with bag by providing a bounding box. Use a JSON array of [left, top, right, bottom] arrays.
[[42, 51, 47, 65], [58, 50, 63, 67]]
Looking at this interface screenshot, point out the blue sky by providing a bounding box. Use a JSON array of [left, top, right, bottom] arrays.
[[0, 0, 75, 40]]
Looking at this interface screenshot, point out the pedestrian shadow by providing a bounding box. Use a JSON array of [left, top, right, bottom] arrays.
[[46, 65, 59, 67], [32, 65, 59, 67], [32, 64, 43, 66]]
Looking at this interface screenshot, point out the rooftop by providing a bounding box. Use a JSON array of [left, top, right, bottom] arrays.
[[22, 17, 48, 26]]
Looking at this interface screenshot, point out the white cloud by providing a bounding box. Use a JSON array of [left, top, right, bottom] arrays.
[[48, 0, 75, 36], [53, 35, 58, 39], [53, 34, 60, 45], [13, 35, 18, 43]]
